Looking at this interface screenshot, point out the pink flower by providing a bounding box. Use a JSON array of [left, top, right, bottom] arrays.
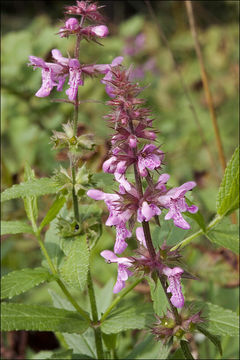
[[137, 144, 164, 177], [65, 1, 105, 22], [114, 223, 132, 254], [65, 59, 84, 101], [137, 201, 161, 222], [81, 25, 109, 38], [163, 267, 184, 308], [135, 227, 147, 248], [158, 181, 198, 230], [99, 57, 124, 97], [101, 250, 133, 293], [28, 55, 67, 97], [65, 17, 79, 30]]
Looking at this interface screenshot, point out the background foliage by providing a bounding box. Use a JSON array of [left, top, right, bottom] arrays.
[[1, 1, 239, 359]]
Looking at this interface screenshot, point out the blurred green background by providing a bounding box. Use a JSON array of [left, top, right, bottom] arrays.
[[1, 1, 239, 359]]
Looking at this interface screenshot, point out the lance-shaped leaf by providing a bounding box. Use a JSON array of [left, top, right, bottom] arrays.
[[196, 324, 222, 355], [1, 177, 61, 202], [148, 278, 168, 317], [189, 301, 239, 337], [59, 236, 89, 291], [101, 301, 154, 334], [1, 220, 33, 235], [1, 303, 90, 333], [206, 219, 239, 254], [216, 147, 239, 216], [23, 163, 38, 226], [39, 196, 66, 232], [1, 267, 53, 300], [180, 340, 194, 360], [49, 290, 96, 358]]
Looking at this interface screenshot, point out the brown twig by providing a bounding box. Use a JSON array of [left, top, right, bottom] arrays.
[[144, 0, 219, 180], [185, 0, 226, 172]]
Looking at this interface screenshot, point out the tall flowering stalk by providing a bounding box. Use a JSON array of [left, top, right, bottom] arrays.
[[28, 1, 122, 358], [87, 66, 198, 323]]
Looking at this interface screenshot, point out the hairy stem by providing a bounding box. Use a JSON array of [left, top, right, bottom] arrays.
[[171, 214, 223, 251], [128, 117, 181, 323], [100, 278, 142, 323], [35, 231, 90, 322], [87, 270, 104, 359]]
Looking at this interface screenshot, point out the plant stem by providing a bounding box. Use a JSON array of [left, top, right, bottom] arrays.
[[34, 231, 90, 322], [87, 270, 104, 359], [128, 116, 181, 324], [185, 0, 226, 172], [100, 278, 142, 323], [171, 214, 223, 251]]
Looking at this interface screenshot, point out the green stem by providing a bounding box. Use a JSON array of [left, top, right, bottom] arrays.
[[100, 278, 142, 323], [171, 214, 223, 251], [56, 278, 90, 322], [35, 230, 90, 322], [87, 270, 104, 359]]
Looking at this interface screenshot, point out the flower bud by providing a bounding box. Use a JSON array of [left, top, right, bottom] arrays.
[[65, 17, 79, 31], [91, 25, 109, 38]]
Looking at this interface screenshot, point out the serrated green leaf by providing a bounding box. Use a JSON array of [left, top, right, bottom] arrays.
[[196, 324, 222, 355], [44, 219, 64, 269], [168, 348, 185, 359], [148, 278, 168, 316], [206, 220, 239, 254], [1, 267, 53, 300], [126, 334, 170, 359], [39, 196, 66, 232], [1, 220, 33, 235], [49, 290, 95, 358], [1, 303, 90, 333], [101, 301, 154, 334], [50, 349, 73, 359], [217, 147, 239, 216], [190, 301, 239, 337], [1, 177, 61, 202], [59, 237, 89, 291], [31, 351, 54, 360], [180, 340, 194, 359], [152, 218, 191, 248]]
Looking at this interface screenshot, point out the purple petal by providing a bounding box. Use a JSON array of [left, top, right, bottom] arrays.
[[136, 227, 147, 247], [87, 189, 106, 200], [28, 56, 46, 68], [163, 267, 184, 308], [51, 49, 69, 66], [100, 250, 118, 263], [35, 68, 55, 97], [111, 56, 124, 67], [114, 224, 131, 254], [91, 25, 109, 38], [113, 278, 125, 293], [65, 17, 79, 30]]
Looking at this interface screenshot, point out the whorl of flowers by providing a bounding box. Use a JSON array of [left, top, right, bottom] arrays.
[[87, 66, 198, 306], [28, 1, 118, 101]]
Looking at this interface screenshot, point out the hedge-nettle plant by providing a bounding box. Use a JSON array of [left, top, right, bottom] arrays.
[[1, 1, 239, 359]]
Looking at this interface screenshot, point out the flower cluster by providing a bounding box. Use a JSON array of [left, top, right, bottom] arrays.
[[87, 66, 198, 306], [28, 1, 120, 101], [151, 309, 203, 343]]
